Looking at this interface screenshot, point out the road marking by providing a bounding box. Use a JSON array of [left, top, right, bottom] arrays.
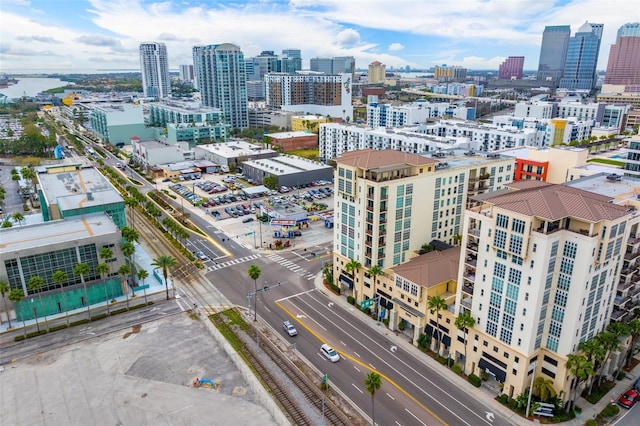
[[390, 345, 398, 352], [369, 364, 376, 370], [340, 341, 347, 347], [328, 302, 334, 308], [354, 351, 361, 358], [485, 412, 494, 422], [353, 365, 360, 372], [296, 314, 307, 319], [405, 409, 427, 426], [387, 392, 395, 400], [395, 422, 401, 426], [352, 383, 363, 394], [263, 306, 271, 313]]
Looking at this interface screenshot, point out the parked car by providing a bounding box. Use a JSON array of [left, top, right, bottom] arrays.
[[618, 388, 640, 409], [282, 320, 297, 336], [242, 217, 254, 223], [320, 344, 339, 362]]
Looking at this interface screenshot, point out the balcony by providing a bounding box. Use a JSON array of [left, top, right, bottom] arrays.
[[465, 254, 477, 267], [467, 241, 479, 252], [468, 228, 481, 238], [463, 269, 476, 283], [460, 296, 473, 310], [611, 309, 626, 322], [614, 295, 631, 309], [618, 280, 634, 292], [624, 251, 640, 262], [462, 284, 474, 296]]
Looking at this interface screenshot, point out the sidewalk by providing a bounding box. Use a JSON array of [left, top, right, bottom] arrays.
[[312, 272, 640, 426]]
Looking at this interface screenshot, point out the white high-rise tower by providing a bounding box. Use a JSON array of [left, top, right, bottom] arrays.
[[139, 42, 171, 99]]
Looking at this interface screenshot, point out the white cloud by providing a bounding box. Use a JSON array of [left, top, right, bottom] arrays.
[[388, 43, 404, 51], [336, 29, 361, 47]]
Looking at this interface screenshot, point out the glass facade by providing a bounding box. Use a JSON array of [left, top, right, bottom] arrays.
[[559, 23, 603, 90]]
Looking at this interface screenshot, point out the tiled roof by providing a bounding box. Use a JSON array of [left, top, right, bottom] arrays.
[[391, 247, 460, 288], [484, 184, 629, 222], [336, 149, 437, 169]]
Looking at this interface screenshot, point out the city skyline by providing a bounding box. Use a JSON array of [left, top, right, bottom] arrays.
[[0, 0, 636, 74]]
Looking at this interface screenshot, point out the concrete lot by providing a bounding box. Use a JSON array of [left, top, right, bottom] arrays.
[[0, 314, 277, 426]]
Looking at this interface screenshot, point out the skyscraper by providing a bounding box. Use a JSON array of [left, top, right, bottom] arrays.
[[498, 56, 525, 80], [537, 26, 571, 85], [193, 43, 248, 129], [368, 61, 386, 83], [310, 57, 334, 74], [139, 42, 171, 99], [559, 22, 604, 91], [281, 49, 302, 74], [605, 22, 640, 89], [179, 65, 194, 85]]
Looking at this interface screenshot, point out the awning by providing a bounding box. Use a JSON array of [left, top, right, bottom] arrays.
[[392, 297, 424, 318], [270, 219, 296, 227], [478, 358, 506, 383], [425, 325, 451, 347], [339, 273, 354, 289]]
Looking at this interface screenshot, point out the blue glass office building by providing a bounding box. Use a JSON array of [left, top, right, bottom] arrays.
[[559, 22, 603, 90]]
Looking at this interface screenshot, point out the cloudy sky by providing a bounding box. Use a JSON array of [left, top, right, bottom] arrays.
[[0, 0, 635, 74]]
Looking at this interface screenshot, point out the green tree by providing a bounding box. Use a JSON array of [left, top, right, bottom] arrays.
[[427, 295, 448, 355], [607, 322, 630, 372], [363, 372, 382, 426], [367, 265, 383, 286], [20, 166, 36, 192], [12, 211, 24, 226], [152, 255, 177, 300], [136, 269, 149, 304], [73, 262, 92, 320], [262, 174, 278, 190], [8, 288, 26, 337], [95, 263, 111, 315], [595, 331, 621, 386], [532, 376, 557, 402], [248, 264, 261, 321], [0, 281, 12, 329], [52, 270, 70, 325], [121, 241, 136, 296], [625, 319, 640, 368], [1, 219, 12, 228], [27, 275, 47, 332], [124, 197, 138, 229], [580, 339, 606, 395], [121, 226, 139, 244], [565, 354, 594, 412], [118, 264, 131, 310], [454, 311, 475, 375], [345, 259, 361, 275]]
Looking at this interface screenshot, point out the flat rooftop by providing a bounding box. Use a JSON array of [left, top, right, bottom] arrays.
[[196, 140, 275, 158], [38, 165, 123, 211], [565, 172, 640, 204], [266, 131, 314, 139], [0, 212, 119, 252], [244, 155, 331, 175]]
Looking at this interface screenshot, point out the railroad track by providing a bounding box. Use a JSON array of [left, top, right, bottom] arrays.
[[135, 213, 354, 425]]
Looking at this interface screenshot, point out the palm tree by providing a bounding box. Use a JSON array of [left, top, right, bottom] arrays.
[[124, 197, 138, 229], [27, 275, 47, 332], [95, 263, 110, 315], [152, 255, 177, 300], [8, 288, 25, 337], [454, 311, 475, 375], [565, 354, 594, 412], [51, 270, 70, 325], [363, 372, 382, 425], [607, 322, 630, 372], [12, 211, 24, 226], [532, 376, 557, 402], [345, 259, 361, 276], [580, 339, 606, 395], [99, 247, 114, 300], [625, 319, 640, 368], [0, 281, 12, 329], [452, 233, 463, 245], [118, 264, 131, 309], [121, 242, 136, 296], [136, 269, 149, 304], [247, 264, 261, 321], [367, 265, 383, 286], [427, 295, 448, 355], [73, 262, 92, 320], [595, 331, 620, 386], [121, 226, 139, 244]]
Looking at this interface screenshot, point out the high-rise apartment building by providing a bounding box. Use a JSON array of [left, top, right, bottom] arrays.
[[264, 72, 353, 120], [333, 56, 356, 77], [139, 42, 171, 99], [455, 180, 630, 398], [604, 23, 640, 89], [537, 26, 571, 85], [332, 149, 514, 296], [434, 65, 467, 82], [179, 65, 194, 85], [498, 56, 525, 80], [559, 22, 604, 91], [368, 61, 386, 84], [193, 43, 248, 129]]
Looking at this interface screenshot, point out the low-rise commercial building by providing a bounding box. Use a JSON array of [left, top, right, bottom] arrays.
[[242, 155, 333, 188], [194, 140, 278, 168]]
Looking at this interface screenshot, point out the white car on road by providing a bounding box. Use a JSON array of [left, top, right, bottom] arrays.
[[320, 344, 340, 362]]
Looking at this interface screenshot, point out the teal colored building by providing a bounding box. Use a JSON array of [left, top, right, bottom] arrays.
[[90, 102, 155, 145]]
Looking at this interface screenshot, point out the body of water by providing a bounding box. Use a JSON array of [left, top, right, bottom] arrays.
[[0, 77, 71, 99]]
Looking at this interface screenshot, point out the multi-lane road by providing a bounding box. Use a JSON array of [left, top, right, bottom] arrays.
[[48, 111, 517, 425]]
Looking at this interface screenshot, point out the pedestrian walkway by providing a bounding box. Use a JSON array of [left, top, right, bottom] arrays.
[[312, 272, 640, 425]]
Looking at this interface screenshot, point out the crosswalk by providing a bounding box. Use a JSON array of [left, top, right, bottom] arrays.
[[206, 254, 262, 271], [205, 252, 317, 281], [265, 253, 317, 281]]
